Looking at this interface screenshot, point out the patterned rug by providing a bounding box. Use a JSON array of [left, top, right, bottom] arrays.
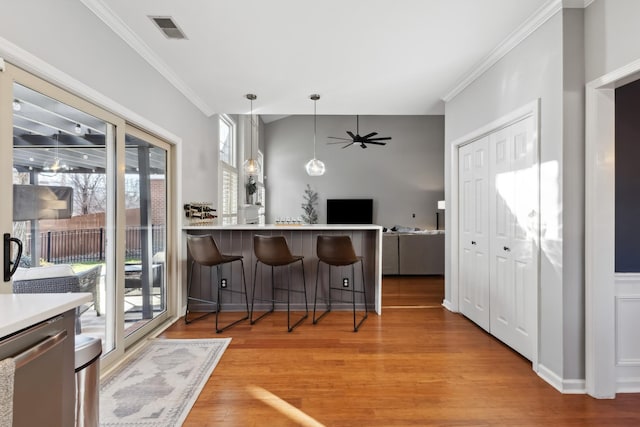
[[100, 338, 231, 426]]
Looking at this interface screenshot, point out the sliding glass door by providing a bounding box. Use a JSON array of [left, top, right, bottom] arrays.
[[1, 61, 175, 369], [123, 127, 170, 343]]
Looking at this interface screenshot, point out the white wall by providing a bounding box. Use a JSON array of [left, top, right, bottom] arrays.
[[264, 115, 444, 228], [0, 0, 218, 211], [445, 10, 586, 382], [585, 0, 640, 83]]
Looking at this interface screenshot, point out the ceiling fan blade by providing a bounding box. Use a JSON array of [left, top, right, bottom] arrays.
[[366, 136, 392, 141], [362, 132, 378, 139], [327, 136, 351, 141], [366, 141, 387, 145], [346, 131, 356, 139], [342, 142, 356, 149]]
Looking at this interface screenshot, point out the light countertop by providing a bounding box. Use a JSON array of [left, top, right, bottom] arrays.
[[0, 293, 92, 338], [183, 224, 383, 231]]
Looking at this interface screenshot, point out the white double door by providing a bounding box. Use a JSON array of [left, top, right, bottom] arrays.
[[458, 116, 538, 360]]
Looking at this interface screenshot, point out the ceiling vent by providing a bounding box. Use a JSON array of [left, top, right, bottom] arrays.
[[149, 16, 187, 40]]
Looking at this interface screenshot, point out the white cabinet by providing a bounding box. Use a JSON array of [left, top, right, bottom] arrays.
[[458, 116, 538, 360]]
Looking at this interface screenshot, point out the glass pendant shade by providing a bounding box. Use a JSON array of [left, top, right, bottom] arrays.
[[244, 158, 260, 175], [43, 157, 68, 172], [43, 133, 68, 172], [305, 158, 325, 176]]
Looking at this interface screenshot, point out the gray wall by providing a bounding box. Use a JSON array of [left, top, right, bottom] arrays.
[[0, 0, 218, 211], [445, 10, 586, 381], [264, 115, 444, 229]]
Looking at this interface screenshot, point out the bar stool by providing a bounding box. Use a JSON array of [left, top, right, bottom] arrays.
[[185, 234, 249, 333], [313, 235, 368, 332], [251, 235, 308, 332]]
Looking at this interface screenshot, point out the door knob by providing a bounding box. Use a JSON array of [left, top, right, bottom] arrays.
[[503, 246, 511, 252], [471, 241, 477, 245]]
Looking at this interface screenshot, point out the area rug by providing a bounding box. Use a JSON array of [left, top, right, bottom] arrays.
[[100, 338, 231, 426]]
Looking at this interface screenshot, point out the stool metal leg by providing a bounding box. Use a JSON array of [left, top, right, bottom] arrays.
[[286, 259, 308, 332], [353, 259, 368, 332], [250, 261, 275, 325], [185, 261, 217, 324], [313, 262, 333, 324], [215, 260, 250, 333]]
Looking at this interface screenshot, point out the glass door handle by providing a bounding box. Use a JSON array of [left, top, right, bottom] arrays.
[[4, 233, 23, 282]]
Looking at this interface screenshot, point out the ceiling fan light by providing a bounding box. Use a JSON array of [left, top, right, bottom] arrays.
[[305, 158, 325, 176]]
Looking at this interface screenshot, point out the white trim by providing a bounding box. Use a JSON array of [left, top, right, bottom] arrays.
[[562, 0, 591, 8], [584, 58, 635, 397], [0, 57, 5, 72], [537, 364, 588, 394], [617, 378, 640, 393], [446, 99, 541, 371], [442, 0, 562, 102], [441, 299, 455, 312], [80, 0, 214, 117]]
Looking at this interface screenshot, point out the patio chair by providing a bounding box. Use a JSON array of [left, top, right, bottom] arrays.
[[13, 264, 102, 333]]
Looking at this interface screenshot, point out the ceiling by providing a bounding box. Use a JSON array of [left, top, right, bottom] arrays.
[[82, 0, 554, 117], [13, 84, 166, 174]]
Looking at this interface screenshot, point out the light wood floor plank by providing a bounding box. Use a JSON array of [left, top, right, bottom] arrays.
[[160, 276, 640, 426]]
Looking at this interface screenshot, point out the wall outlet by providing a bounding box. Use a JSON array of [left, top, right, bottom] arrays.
[[221, 278, 227, 288], [342, 278, 349, 288]]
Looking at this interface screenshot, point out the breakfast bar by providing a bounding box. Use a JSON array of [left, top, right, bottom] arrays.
[[183, 224, 383, 314]]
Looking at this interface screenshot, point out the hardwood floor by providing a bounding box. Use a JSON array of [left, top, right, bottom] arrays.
[[160, 276, 640, 426]]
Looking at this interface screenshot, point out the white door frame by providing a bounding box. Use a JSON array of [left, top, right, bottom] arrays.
[[585, 59, 640, 398], [447, 99, 541, 371]]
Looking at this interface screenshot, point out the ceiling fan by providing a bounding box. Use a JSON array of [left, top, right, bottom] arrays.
[[327, 115, 391, 149]]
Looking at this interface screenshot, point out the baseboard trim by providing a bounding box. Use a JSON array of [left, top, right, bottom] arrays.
[[617, 378, 640, 393], [442, 299, 455, 312], [537, 364, 587, 394]]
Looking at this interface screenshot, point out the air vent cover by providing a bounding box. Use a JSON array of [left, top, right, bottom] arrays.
[[149, 16, 187, 40]]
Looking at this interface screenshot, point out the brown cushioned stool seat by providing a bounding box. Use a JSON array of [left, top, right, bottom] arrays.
[[251, 235, 308, 332], [185, 234, 249, 332], [313, 235, 368, 332]]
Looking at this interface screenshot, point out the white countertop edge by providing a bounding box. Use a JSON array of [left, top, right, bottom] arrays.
[[183, 224, 383, 231], [0, 293, 92, 338]]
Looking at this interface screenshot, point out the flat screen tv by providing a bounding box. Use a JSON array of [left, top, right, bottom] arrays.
[[326, 199, 373, 224]]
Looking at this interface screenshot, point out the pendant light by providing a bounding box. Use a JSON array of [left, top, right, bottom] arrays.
[[305, 94, 326, 176], [243, 93, 260, 176], [43, 131, 68, 173]]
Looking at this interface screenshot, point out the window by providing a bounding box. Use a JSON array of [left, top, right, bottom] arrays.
[[256, 150, 265, 224], [219, 116, 234, 166], [219, 115, 238, 225]]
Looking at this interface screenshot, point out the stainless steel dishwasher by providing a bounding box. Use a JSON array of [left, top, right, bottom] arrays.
[[0, 312, 75, 427]]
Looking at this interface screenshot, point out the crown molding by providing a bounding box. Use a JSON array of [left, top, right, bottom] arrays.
[[80, 0, 215, 117], [442, 0, 564, 102]]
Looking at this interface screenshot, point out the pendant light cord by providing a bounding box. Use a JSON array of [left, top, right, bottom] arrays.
[[313, 98, 317, 158], [250, 96, 254, 159]]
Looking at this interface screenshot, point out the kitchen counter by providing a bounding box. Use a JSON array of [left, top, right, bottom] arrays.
[[0, 293, 91, 337], [183, 224, 383, 313], [183, 224, 382, 231]]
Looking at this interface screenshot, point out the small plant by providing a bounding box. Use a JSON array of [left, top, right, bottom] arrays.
[[246, 175, 257, 204], [301, 184, 319, 224]]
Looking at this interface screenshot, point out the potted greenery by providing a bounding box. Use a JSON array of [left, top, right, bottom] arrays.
[[246, 175, 257, 204]]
